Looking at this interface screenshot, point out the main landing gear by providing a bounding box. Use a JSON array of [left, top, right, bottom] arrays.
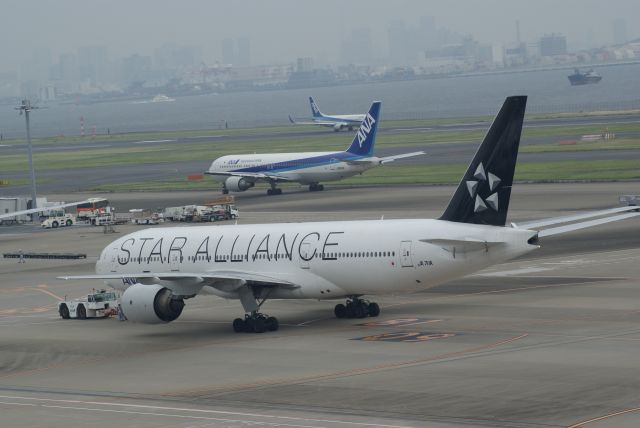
[[334, 297, 380, 319], [309, 183, 324, 192], [233, 312, 279, 333], [233, 285, 279, 333], [267, 182, 282, 196]]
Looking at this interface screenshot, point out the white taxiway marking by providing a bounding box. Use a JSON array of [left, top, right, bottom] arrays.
[[0, 395, 417, 428], [476, 267, 552, 277], [188, 135, 228, 139], [134, 139, 177, 144], [0, 144, 11, 147]]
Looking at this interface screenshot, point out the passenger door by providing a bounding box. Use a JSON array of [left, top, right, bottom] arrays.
[[400, 240, 413, 267]]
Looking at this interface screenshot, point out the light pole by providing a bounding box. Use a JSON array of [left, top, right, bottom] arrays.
[[16, 99, 39, 211]]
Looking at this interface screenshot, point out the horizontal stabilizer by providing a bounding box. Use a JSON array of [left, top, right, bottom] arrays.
[[537, 212, 640, 237], [380, 151, 426, 164], [514, 205, 640, 230], [420, 238, 505, 252]]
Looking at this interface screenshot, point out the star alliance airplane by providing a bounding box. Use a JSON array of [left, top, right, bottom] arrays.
[[207, 101, 424, 195], [60, 96, 640, 334]]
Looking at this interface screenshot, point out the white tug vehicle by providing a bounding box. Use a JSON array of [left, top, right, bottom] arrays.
[[58, 289, 119, 319]]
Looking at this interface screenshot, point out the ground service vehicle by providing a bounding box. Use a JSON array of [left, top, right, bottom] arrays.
[[41, 212, 76, 228], [58, 289, 120, 319]]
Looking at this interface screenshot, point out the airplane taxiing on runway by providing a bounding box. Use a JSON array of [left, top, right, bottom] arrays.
[[206, 101, 425, 195], [60, 96, 640, 334], [289, 96, 366, 131]]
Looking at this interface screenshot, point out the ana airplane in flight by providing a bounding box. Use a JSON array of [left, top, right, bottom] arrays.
[[206, 101, 424, 195], [289, 96, 365, 131], [60, 96, 639, 334]]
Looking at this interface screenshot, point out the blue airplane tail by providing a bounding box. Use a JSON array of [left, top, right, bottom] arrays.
[[309, 97, 323, 118], [345, 101, 381, 157]]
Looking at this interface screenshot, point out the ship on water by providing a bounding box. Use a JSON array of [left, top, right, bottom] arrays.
[[568, 68, 602, 86]]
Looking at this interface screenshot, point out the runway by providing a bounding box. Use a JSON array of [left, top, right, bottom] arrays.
[[1, 182, 639, 427], [0, 114, 638, 196]]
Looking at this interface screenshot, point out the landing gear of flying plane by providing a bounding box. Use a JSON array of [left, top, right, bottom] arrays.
[[334, 297, 380, 319], [233, 312, 279, 333], [309, 183, 324, 192]]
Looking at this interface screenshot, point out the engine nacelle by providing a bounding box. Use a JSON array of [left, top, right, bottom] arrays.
[[225, 176, 254, 192], [121, 283, 184, 324], [333, 123, 344, 131]]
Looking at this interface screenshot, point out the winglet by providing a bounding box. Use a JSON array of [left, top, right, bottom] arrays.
[[345, 101, 381, 157]]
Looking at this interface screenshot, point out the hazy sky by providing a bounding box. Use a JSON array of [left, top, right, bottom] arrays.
[[1, 0, 638, 71]]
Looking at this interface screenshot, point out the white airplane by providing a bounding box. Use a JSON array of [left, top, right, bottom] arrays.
[[206, 101, 424, 195], [289, 96, 366, 131], [59, 96, 639, 334], [0, 198, 107, 223]]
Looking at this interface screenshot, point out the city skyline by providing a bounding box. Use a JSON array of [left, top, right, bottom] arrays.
[[1, 0, 639, 74]]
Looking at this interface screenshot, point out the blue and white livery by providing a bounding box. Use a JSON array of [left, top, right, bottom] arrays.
[[207, 102, 425, 195], [289, 97, 367, 132]]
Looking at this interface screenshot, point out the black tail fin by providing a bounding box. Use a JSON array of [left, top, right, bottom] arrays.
[[440, 96, 527, 226]]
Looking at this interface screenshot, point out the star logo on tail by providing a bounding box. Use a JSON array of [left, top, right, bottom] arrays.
[[466, 162, 502, 213]]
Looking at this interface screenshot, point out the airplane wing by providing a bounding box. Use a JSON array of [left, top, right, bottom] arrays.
[[57, 271, 299, 288], [0, 198, 107, 221], [203, 171, 294, 183], [512, 205, 640, 237], [344, 151, 426, 166], [288, 115, 347, 127], [59, 269, 309, 300], [380, 151, 426, 164]]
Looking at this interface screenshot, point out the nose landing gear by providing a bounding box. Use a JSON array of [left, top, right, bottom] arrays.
[[334, 297, 380, 319]]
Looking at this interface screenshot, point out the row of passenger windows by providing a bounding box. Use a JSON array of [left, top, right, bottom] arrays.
[[124, 251, 396, 264]]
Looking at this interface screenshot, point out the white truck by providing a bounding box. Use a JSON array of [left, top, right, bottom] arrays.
[[58, 289, 120, 319], [41, 212, 76, 228]]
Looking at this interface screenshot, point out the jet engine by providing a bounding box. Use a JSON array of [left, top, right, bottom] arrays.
[[225, 176, 254, 192], [121, 283, 184, 324], [333, 123, 344, 132]]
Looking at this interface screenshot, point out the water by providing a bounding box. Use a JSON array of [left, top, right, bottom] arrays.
[[1, 63, 639, 139]]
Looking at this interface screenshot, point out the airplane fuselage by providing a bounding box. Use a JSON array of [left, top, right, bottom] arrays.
[[208, 151, 377, 185], [97, 219, 538, 300]]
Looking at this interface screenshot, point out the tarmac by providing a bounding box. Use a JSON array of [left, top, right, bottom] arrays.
[[1, 182, 639, 427]]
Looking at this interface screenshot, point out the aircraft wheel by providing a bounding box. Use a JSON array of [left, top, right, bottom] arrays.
[[253, 317, 267, 333], [368, 302, 380, 317], [354, 304, 367, 319], [334, 304, 347, 318], [318, 184, 324, 191], [77, 305, 87, 320], [222, 188, 229, 195], [59, 304, 70, 319], [267, 317, 279, 331], [233, 318, 245, 333]]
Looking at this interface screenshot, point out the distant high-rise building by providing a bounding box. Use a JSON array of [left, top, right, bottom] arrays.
[[388, 20, 414, 65], [612, 18, 628, 45], [155, 44, 202, 69], [222, 38, 235, 65], [78, 46, 109, 82], [237, 37, 251, 67], [122, 54, 152, 84], [539, 33, 567, 56], [419, 16, 437, 49], [340, 28, 373, 64], [296, 57, 314, 72]]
